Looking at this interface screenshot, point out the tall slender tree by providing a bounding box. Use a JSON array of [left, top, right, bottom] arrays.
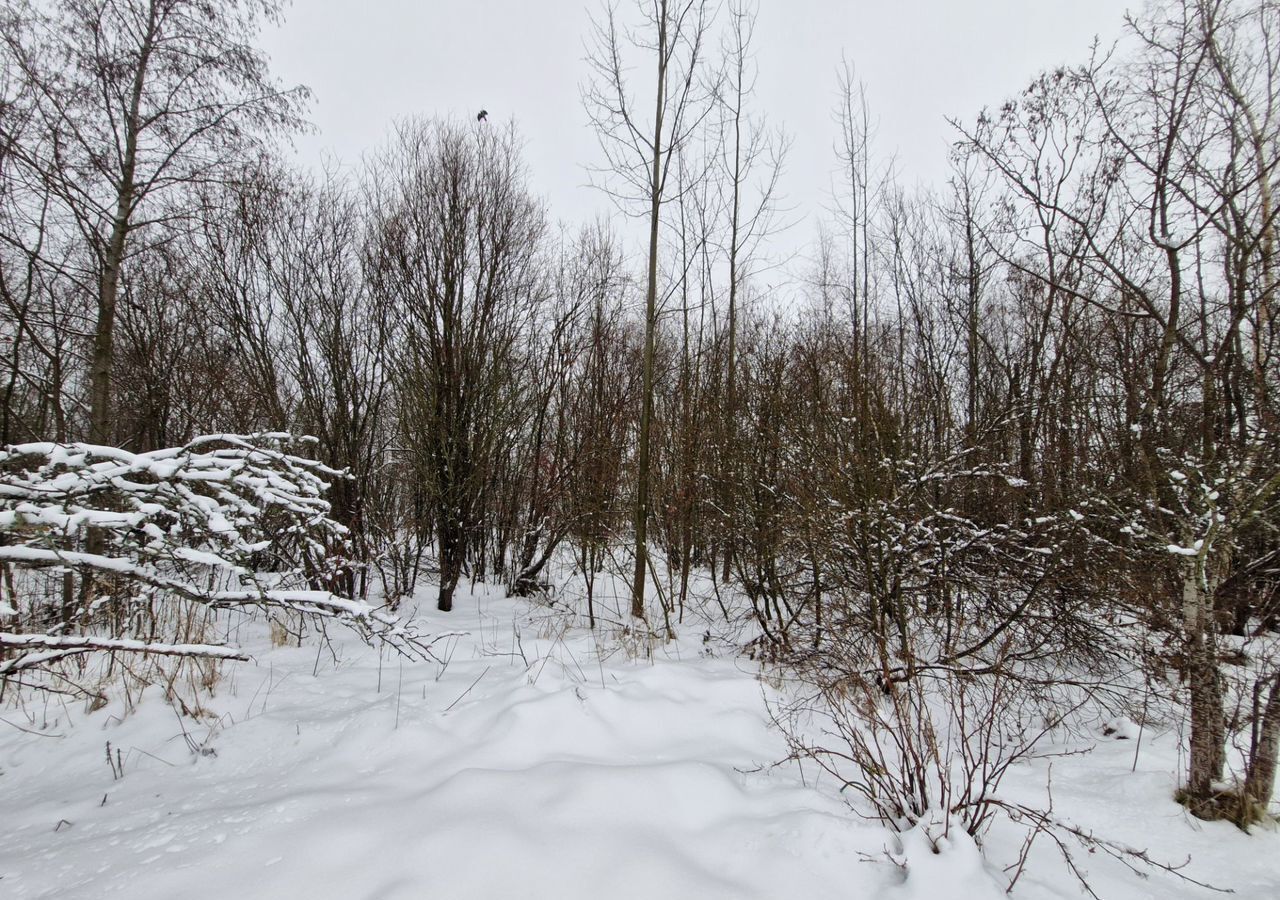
[[714, 0, 787, 581], [584, 0, 716, 620]]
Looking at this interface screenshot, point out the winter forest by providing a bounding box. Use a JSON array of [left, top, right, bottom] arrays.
[[1, 0, 1279, 897]]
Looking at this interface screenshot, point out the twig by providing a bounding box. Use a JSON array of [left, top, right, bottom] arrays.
[[444, 666, 491, 713], [0, 716, 63, 738]]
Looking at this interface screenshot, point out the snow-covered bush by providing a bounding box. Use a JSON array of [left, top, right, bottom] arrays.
[[777, 513, 1103, 836], [765, 454, 1231, 892], [782, 658, 1046, 834], [763, 460, 1243, 896], [0, 434, 426, 690]]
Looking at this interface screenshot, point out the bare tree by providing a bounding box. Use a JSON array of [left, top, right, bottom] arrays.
[[832, 58, 880, 367], [712, 0, 787, 581], [563, 222, 634, 627], [584, 0, 716, 621], [1, 0, 306, 443], [367, 118, 546, 613], [959, 0, 1280, 824], [188, 166, 395, 596]]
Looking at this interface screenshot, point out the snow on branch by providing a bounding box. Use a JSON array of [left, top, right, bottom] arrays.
[[0, 434, 429, 678], [0, 634, 248, 675]]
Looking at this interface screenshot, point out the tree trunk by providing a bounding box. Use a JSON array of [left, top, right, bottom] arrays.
[[1183, 567, 1227, 816], [1243, 672, 1280, 818], [438, 529, 462, 613], [721, 72, 742, 586], [630, 0, 669, 623], [90, 11, 155, 445]]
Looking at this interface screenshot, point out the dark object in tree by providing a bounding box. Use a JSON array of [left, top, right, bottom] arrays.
[[477, 109, 488, 122]]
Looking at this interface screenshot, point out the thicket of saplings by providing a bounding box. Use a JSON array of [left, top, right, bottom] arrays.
[[1, 0, 1277, 887]]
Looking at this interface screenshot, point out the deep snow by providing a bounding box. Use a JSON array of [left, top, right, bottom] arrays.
[[2, 576, 1278, 899]]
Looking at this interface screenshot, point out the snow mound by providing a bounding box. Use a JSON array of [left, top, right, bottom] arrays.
[[0, 588, 891, 899], [3, 583, 1279, 899], [887, 816, 1006, 900]]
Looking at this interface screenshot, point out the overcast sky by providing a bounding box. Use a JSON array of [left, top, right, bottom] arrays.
[[261, 1, 1130, 243]]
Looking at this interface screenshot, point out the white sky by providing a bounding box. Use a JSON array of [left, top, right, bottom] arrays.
[[262, 0, 1129, 242]]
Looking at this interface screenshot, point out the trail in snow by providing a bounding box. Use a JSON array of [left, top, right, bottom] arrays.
[[1, 586, 888, 899], [2, 580, 1278, 899]]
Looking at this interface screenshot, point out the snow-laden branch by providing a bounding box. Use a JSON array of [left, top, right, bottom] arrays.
[[0, 434, 430, 678], [0, 633, 248, 675]]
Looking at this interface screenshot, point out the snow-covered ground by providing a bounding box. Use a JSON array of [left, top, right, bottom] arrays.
[[2, 577, 1278, 899]]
